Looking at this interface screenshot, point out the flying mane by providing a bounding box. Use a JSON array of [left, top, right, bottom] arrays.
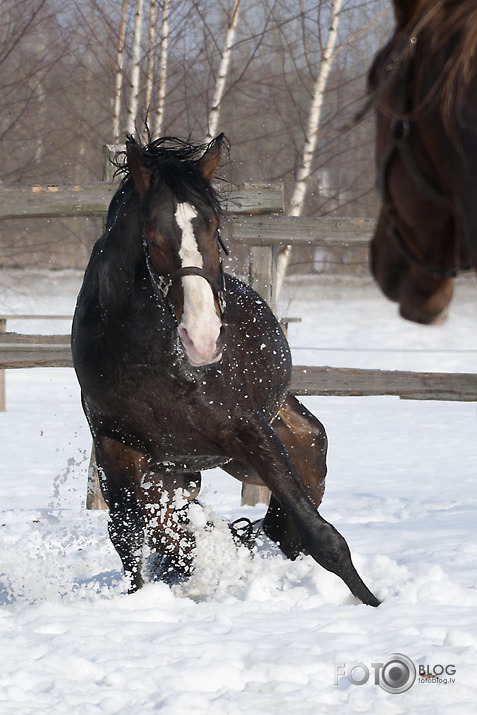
[[112, 135, 225, 215]]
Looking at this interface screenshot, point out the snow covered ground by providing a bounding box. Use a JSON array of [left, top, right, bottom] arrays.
[[0, 269, 476, 714]]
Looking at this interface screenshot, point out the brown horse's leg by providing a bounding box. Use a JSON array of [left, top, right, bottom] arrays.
[[263, 394, 327, 559], [222, 394, 327, 558], [94, 436, 148, 592], [224, 409, 380, 607], [137, 472, 200, 585]]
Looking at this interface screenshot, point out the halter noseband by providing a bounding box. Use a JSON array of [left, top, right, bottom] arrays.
[[143, 237, 227, 319]]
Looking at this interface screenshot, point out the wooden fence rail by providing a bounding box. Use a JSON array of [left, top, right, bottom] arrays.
[[1, 335, 477, 401], [0, 177, 373, 312], [0, 180, 372, 246], [0, 181, 284, 219]]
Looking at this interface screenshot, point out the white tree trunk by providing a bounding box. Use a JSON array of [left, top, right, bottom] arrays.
[[126, 0, 145, 136], [112, 0, 129, 142], [34, 30, 47, 165], [276, 0, 343, 294], [153, 0, 170, 136], [206, 0, 241, 141], [144, 0, 157, 119]]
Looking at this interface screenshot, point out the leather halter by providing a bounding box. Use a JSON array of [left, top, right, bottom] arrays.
[[377, 44, 469, 280], [143, 234, 227, 320]]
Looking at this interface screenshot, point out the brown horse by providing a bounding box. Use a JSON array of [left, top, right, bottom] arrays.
[[72, 135, 379, 606], [369, 0, 477, 323]]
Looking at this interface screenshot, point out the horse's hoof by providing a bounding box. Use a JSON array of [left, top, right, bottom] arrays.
[[127, 574, 144, 594], [145, 552, 192, 586]]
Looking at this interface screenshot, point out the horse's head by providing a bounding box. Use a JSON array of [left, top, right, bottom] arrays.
[[368, 1, 474, 324], [126, 135, 227, 366], [369, 88, 457, 324], [370, 206, 456, 325]]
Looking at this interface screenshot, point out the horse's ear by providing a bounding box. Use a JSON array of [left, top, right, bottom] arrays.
[[197, 134, 224, 181], [126, 141, 151, 196]]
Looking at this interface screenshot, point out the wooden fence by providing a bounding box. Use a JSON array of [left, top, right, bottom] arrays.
[[1, 178, 476, 506], [2, 331, 477, 401], [1, 180, 475, 399]]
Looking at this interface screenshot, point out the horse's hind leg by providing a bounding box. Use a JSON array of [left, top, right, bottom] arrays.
[[263, 394, 327, 559], [222, 394, 327, 556], [138, 472, 200, 585], [96, 436, 200, 590], [224, 407, 380, 606]]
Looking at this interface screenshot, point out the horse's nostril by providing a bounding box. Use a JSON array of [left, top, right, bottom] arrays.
[[178, 323, 222, 366], [178, 324, 193, 351]]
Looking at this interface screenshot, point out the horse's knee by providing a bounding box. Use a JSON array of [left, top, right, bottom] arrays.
[[146, 502, 195, 560], [261, 396, 330, 560], [138, 474, 199, 582], [274, 394, 327, 507]]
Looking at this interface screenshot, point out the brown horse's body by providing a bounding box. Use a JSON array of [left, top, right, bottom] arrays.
[[72, 136, 379, 606], [369, 0, 477, 323]]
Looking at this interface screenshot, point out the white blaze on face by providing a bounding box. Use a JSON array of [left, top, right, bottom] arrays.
[[175, 202, 222, 366]]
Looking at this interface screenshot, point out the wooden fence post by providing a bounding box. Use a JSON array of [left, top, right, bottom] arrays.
[[239, 185, 284, 507], [0, 318, 6, 411], [86, 445, 108, 510], [239, 245, 280, 507], [249, 244, 279, 309]]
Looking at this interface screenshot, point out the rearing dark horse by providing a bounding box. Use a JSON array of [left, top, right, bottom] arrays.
[[369, 0, 477, 323], [72, 134, 379, 606]]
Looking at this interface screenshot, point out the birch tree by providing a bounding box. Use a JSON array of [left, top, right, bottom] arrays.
[[126, 0, 145, 136], [112, 0, 129, 142], [206, 0, 241, 141], [276, 0, 343, 293], [153, 0, 170, 135], [144, 0, 157, 115]]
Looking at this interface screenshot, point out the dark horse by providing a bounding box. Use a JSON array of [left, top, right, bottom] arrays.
[[72, 134, 379, 606], [369, 0, 477, 323]]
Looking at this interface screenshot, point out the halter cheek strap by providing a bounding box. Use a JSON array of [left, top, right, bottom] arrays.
[[153, 263, 226, 316]]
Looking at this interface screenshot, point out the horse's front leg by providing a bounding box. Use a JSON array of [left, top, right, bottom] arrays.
[[95, 436, 200, 590], [222, 394, 327, 558], [137, 472, 200, 585], [94, 436, 148, 592], [226, 411, 380, 607]]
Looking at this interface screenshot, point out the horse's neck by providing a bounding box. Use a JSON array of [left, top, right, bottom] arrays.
[[97, 185, 145, 314]]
